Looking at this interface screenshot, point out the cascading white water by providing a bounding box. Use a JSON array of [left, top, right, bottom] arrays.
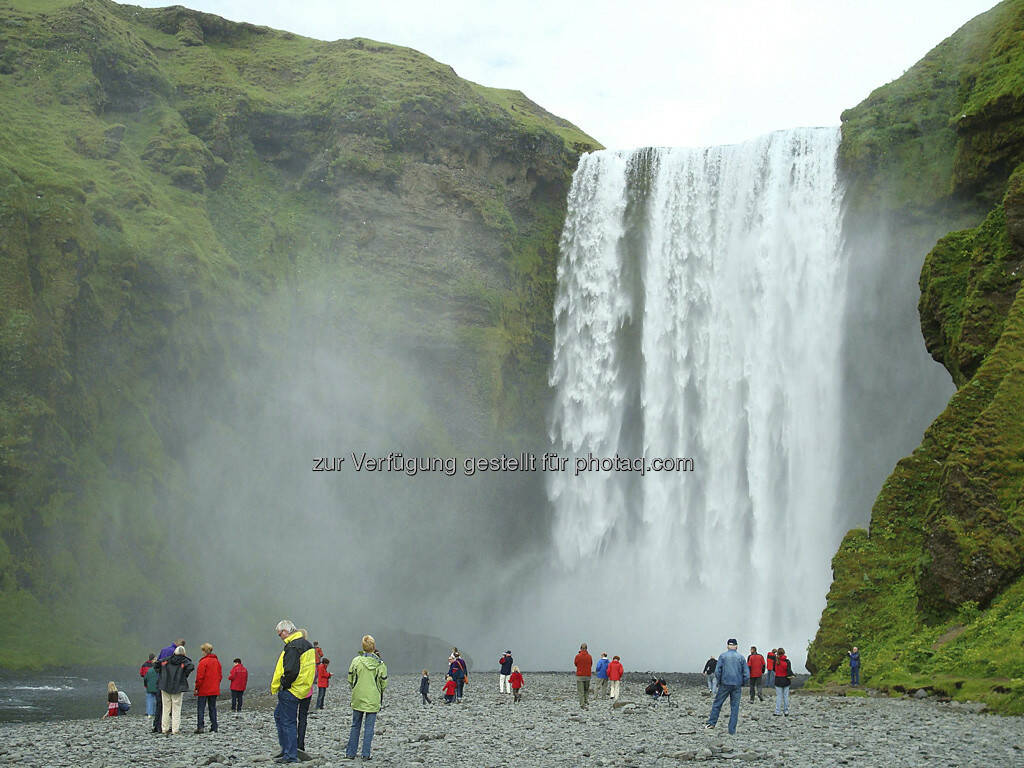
[[547, 128, 845, 666]]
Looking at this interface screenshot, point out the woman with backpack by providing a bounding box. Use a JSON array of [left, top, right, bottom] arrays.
[[773, 647, 793, 716]]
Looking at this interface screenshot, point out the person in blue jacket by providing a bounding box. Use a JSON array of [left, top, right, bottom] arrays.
[[848, 647, 860, 686], [498, 651, 514, 694], [705, 638, 750, 735], [595, 653, 610, 698]]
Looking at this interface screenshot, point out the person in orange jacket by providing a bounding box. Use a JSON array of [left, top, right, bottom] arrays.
[[606, 655, 624, 699], [316, 658, 332, 709], [194, 643, 222, 733]]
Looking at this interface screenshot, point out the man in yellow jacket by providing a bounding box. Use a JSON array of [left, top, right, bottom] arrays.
[[270, 620, 316, 764]]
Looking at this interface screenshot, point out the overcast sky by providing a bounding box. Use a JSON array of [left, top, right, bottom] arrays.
[[126, 0, 998, 148]]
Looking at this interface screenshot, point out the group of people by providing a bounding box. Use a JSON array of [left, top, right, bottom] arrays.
[[115, 630, 847, 761], [702, 639, 801, 734], [572, 644, 625, 708], [271, 621, 384, 764], [132, 640, 235, 735]]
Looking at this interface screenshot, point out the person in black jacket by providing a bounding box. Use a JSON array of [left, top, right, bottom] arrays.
[[703, 657, 718, 695], [158, 646, 195, 735], [420, 670, 431, 704]]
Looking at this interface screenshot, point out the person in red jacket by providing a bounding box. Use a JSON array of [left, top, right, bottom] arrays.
[[508, 666, 525, 703], [606, 655, 624, 700], [747, 647, 766, 702], [573, 643, 593, 709], [315, 658, 332, 709], [228, 658, 248, 712], [442, 675, 457, 704], [193, 643, 222, 733], [765, 649, 777, 688]]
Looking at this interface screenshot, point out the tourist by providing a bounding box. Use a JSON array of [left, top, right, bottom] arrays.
[[316, 658, 332, 709], [453, 650, 469, 701], [271, 619, 316, 764], [607, 655, 624, 699], [705, 638, 749, 735], [296, 629, 315, 756], [774, 647, 793, 715], [158, 639, 184, 662], [573, 643, 593, 709], [448, 654, 465, 702], [229, 658, 248, 712], [766, 649, 777, 688], [346, 634, 388, 761], [194, 643, 222, 734], [848, 647, 860, 686], [499, 650, 514, 694], [153, 639, 184, 733], [144, 660, 160, 721], [509, 666, 524, 703], [313, 641, 324, 664], [159, 646, 194, 735], [442, 675, 457, 704], [703, 656, 718, 695], [420, 669, 431, 704], [595, 652, 610, 698], [102, 682, 120, 718], [139, 653, 156, 680], [747, 646, 766, 702]]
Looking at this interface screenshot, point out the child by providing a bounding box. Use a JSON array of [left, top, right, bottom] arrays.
[[102, 682, 119, 718], [509, 666, 524, 703], [442, 675, 457, 704], [420, 670, 431, 704], [316, 658, 331, 709]]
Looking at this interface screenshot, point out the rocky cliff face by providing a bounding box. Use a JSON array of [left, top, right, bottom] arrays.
[[0, 0, 598, 665], [808, 0, 1024, 713]]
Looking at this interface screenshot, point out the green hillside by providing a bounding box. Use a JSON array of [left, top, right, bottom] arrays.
[[808, 0, 1024, 714], [0, 0, 598, 666]]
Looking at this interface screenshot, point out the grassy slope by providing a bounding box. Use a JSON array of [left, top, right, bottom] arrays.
[[0, 0, 599, 667], [807, 0, 1024, 713]]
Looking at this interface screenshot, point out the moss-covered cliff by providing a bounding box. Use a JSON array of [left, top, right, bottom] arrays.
[[808, 0, 1024, 713], [0, 0, 599, 667]]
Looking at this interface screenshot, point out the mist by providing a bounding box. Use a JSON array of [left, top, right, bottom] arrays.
[[121, 133, 958, 678]]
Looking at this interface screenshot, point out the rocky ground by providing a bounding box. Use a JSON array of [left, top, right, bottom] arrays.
[[1, 673, 1022, 767]]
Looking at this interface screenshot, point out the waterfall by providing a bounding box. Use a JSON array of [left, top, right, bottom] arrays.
[[547, 128, 845, 665]]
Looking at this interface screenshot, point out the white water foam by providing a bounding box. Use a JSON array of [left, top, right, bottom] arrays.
[[546, 128, 845, 667]]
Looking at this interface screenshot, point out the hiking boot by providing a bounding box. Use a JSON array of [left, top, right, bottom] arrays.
[[194, 727, 205, 734], [704, 724, 715, 730]]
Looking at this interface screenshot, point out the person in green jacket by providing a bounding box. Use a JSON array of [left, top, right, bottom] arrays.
[[144, 663, 161, 725], [345, 635, 388, 760]]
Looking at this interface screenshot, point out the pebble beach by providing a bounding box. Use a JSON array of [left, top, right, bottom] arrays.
[[2, 673, 1021, 768]]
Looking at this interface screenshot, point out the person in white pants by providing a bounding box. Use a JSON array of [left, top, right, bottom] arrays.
[[158, 646, 194, 735], [498, 650, 514, 693], [607, 655, 623, 699]]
